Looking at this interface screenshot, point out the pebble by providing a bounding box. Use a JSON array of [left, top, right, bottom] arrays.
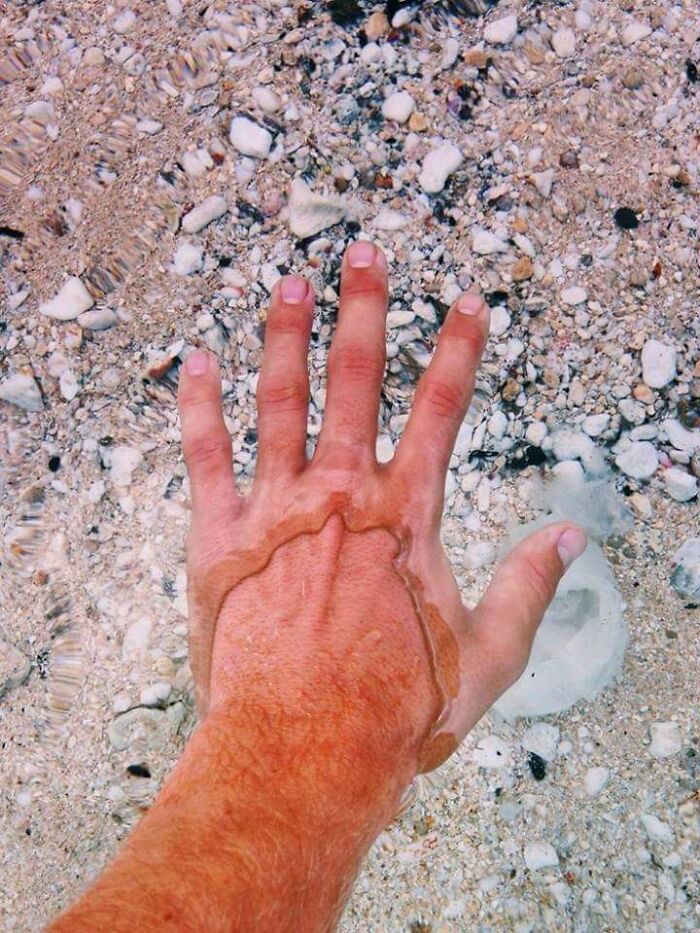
[[374, 208, 410, 231], [288, 179, 348, 239], [661, 419, 700, 454], [670, 537, 700, 603], [615, 442, 658, 480], [418, 144, 462, 194], [561, 286, 588, 306], [663, 467, 698, 502], [78, 307, 118, 330], [614, 206, 639, 229], [648, 721, 682, 758], [140, 682, 172, 706], [524, 842, 559, 871], [381, 90, 415, 124], [532, 168, 555, 198], [107, 703, 185, 752], [640, 813, 673, 843], [621, 21, 652, 46], [526, 422, 548, 447], [472, 734, 512, 769], [59, 369, 79, 401], [40, 276, 94, 320], [521, 723, 560, 762], [552, 27, 576, 58], [583, 767, 610, 796], [484, 14, 518, 45], [252, 86, 280, 113], [582, 414, 610, 437], [112, 9, 136, 33], [472, 228, 509, 255], [0, 373, 44, 412], [104, 445, 143, 487], [375, 434, 394, 464], [489, 306, 511, 337], [182, 195, 228, 234], [172, 241, 204, 276], [641, 339, 677, 389], [229, 116, 273, 158]]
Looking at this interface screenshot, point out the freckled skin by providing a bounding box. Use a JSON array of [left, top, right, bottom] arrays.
[[49, 244, 583, 932]]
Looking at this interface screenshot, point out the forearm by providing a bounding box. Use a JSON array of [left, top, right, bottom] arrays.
[[49, 700, 413, 932]]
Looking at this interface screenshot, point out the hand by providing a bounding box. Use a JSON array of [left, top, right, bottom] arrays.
[[177, 240, 586, 778]]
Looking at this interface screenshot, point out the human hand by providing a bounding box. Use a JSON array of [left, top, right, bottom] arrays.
[[177, 241, 586, 779]]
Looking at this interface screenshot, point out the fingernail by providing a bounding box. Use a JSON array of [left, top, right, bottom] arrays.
[[185, 350, 209, 376], [347, 241, 376, 268], [557, 527, 587, 569], [280, 276, 308, 304], [457, 294, 485, 316]]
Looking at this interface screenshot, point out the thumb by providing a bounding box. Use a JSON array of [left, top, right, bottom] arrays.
[[471, 522, 587, 691]]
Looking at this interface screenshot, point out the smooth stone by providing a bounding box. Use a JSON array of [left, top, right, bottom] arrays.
[[670, 537, 700, 603], [532, 168, 555, 198], [526, 422, 548, 446], [374, 208, 410, 231], [641, 339, 677, 388], [661, 419, 700, 453], [419, 143, 462, 194], [552, 27, 576, 57], [640, 814, 673, 843], [113, 9, 136, 33], [621, 21, 652, 46], [0, 373, 44, 412], [78, 307, 118, 330], [172, 241, 204, 275], [583, 767, 610, 796], [664, 467, 698, 502], [288, 179, 347, 238], [252, 85, 280, 113], [182, 196, 228, 234], [59, 369, 79, 401], [484, 14, 518, 45], [375, 434, 394, 463], [524, 842, 559, 870], [229, 116, 272, 158], [649, 721, 682, 758], [489, 306, 511, 336], [582, 414, 610, 437], [40, 276, 94, 320], [140, 682, 172, 706], [561, 286, 588, 306], [472, 228, 509, 255], [382, 90, 415, 123], [104, 445, 143, 487], [615, 441, 658, 480]]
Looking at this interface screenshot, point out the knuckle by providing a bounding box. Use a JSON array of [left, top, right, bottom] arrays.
[[419, 378, 465, 421], [257, 377, 308, 414], [329, 344, 383, 382], [342, 279, 386, 302], [521, 554, 557, 607], [184, 433, 231, 471], [264, 309, 311, 339]]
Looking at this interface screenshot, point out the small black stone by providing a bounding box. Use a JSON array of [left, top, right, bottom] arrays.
[[614, 207, 639, 230], [686, 59, 699, 83], [328, 0, 363, 27], [528, 752, 547, 781], [127, 763, 151, 778], [48, 455, 61, 472]]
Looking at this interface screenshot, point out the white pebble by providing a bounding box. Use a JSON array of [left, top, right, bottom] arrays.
[[0, 373, 43, 412], [552, 27, 576, 57], [252, 86, 281, 113], [583, 767, 610, 796], [484, 13, 518, 45], [172, 241, 204, 276], [374, 208, 410, 231], [375, 434, 394, 464], [524, 842, 560, 870], [137, 119, 163, 135], [488, 410, 508, 439], [489, 306, 511, 337], [418, 143, 462, 194], [582, 414, 610, 437], [472, 228, 509, 255], [112, 9, 136, 33], [40, 276, 94, 321], [641, 813, 673, 843], [649, 721, 682, 758], [664, 467, 698, 502], [522, 722, 560, 762], [382, 90, 415, 124], [165, 0, 182, 17], [104, 445, 143, 487], [526, 422, 548, 446], [464, 541, 495, 570], [641, 339, 677, 388], [621, 20, 652, 46], [615, 441, 658, 480], [78, 307, 117, 330], [182, 195, 228, 234], [561, 286, 588, 306], [140, 682, 172, 706], [59, 369, 79, 401], [229, 116, 273, 159], [472, 735, 512, 769], [532, 168, 555, 198]]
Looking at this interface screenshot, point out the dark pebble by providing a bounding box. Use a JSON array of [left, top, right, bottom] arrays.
[[48, 455, 61, 472], [126, 763, 151, 778], [528, 752, 547, 781], [686, 59, 699, 83], [559, 150, 580, 169], [614, 207, 639, 229]]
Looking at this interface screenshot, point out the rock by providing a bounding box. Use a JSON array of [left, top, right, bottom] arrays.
[[288, 179, 348, 239], [615, 442, 658, 480], [374, 208, 410, 231], [0, 373, 44, 412], [113, 9, 136, 33], [582, 414, 610, 437], [621, 20, 652, 46], [661, 419, 700, 454], [649, 722, 682, 758], [488, 410, 508, 439], [381, 90, 415, 123], [472, 228, 508, 255], [472, 734, 512, 769], [641, 340, 676, 388], [252, 86, 280, 113], [59, 369, 79, 401], [104, 445, 143, 487], [140, 682, 172, 706], [614, 206, 639, 229], [172, 241, 204, 276], [107, 703, 185, 752], [531, 168, 555, 198], [524, 842, 559, 870], [40, 277, 94, 320], [408, 111, 428, 132], [489, 306, 511, 336], [484, 14, 518, 45], [365, 10, 389, 40], [78, 307, 118, 330], [229, 116, 272, 158], [561, 286, 588, 306], [552, 27, 576, 57], [522, 723, 560, 761], [618, 398, 646, 426], [375, 434, 394, 463], [511, 257, 534, 281], [583, 767, 610, 796], [181, 196, 227, 234], [526, 422, 548, 446], [464, 541, 495, 570], [0, 640, 31, 695], [640, 813, 673, 843], [664, 467, 698, 502], [622, 67, 644, 89], [418, 143, 462, 194], [670, 537, 700, 604]]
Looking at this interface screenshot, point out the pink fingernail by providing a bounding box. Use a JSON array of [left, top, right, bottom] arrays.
[[457, 294, 485, 316], [185, 350, 209, 375], [347, 241, 376, 268], [280, 276, 308, 304], [557, 527, 587, 569]]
